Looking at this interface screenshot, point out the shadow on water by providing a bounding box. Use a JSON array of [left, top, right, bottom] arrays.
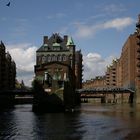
[[0, 104, 85, 140], [33, 111, 85, 140], [1, 103, 140, 139]]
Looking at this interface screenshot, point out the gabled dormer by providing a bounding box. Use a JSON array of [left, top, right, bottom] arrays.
[[66, 37, 75, 52]]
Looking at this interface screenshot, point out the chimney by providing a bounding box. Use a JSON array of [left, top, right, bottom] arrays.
[[64, 35, 68, 43], [43, 36, 48, 44]]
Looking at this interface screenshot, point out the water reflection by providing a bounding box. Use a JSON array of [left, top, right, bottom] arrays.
[[33, 112, 85, 140], [0, 105, 85, 140], [1, 104, 140, 139]]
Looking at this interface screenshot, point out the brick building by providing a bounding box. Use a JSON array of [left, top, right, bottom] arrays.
[[0, 41, 16, 90], [135, 14, 140, 102], [120, 33, 138, 89], [82, 15, 140, 98], [75, 50, 83, 89], [83, 76, 105, 88], [105, 59, 118, 87], [34, 33, 83, 93], [82, 34, 139, 90]]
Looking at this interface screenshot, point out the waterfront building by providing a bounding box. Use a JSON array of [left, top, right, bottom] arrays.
[[135, 14, 140, 103], [83, 15, 140, 95], [119, 33, 138, 89], [82, 33, 138, 91], [105, 59, 118, 87], [75, 50, 83, 89], [0, 41, 16, 90], [83, 76, 105, 88], [34, 33, 83, 93]]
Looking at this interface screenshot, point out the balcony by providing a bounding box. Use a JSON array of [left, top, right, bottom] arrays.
[[112, 71, 116, 74], [137, 33, 140, 39], [137, 62, 140, 67], [106, 76, 110, 79], [137, 47, 140, 52], [137, 40, 140, 45], [137, 54, 140, 60], [137, 72, 140, 78]]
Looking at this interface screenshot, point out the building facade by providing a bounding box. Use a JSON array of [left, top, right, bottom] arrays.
[[82, 15, 140, 94], [120, 33, 138, 89], [105, 59, 118, 87], [135, 14, 140, 103], [83, 76, 105, 88], [34, 33, 83, 93], [0, 41, 16, 90], [75, 50, 83, 89]]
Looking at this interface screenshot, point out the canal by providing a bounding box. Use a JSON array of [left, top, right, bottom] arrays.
[[0, 103, 140, 140]]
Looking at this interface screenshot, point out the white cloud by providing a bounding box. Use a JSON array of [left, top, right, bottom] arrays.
[[83, 52, 115, 81], [74, 23, 100, 38], [6, 43, 115, 85], [74, 17, 134, 39], [103, 17, 134, 30], [7, 43, 37, 86]]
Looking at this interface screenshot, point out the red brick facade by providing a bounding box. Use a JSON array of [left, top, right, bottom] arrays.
[[82, 15, 140, 102], [0, 41, 16, 90], [34, 33, 83, 92]]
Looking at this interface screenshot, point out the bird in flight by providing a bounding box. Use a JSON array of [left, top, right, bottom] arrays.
[[6, 1, 10, 7]]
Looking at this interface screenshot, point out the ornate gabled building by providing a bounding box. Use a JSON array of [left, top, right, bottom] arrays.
[[34, 33, 83, 93], [0, 41, 16, 90]]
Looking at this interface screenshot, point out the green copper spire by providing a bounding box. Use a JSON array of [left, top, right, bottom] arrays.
[[66, 36, 74, 46]]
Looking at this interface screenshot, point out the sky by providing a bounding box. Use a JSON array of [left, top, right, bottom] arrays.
[[0, 0, 140, 86]]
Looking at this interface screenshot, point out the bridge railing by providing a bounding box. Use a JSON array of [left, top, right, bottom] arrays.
[[76, 87, 135, 94]]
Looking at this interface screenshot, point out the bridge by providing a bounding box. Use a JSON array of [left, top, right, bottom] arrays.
[[0, 89, 33, 95], [76, 87, 135, 103], [0, 86, 135, 110]]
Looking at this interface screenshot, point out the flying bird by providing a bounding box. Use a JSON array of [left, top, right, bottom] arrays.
[[6, 2, 10, 7]]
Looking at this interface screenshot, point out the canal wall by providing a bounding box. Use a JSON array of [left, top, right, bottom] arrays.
[[14, 96, 33, 104]]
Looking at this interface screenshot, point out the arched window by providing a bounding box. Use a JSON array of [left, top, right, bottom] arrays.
[[47, 55, 51, 62], [58, 55, 62, 61], [69, 55, 73, 60], [52, 55, 57, 61], [62, 55, 67, 61], [42, 56, 46, 63], [37, 56, 41, 63]]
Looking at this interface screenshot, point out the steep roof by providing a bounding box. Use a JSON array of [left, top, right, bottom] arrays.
[[37, 33, 75, 52], [66, 37, 74, 46]]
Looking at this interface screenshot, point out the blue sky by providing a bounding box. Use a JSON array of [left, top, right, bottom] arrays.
[[0, 0, 140, 86]]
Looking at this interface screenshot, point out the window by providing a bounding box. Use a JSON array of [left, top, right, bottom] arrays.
[[62, 55, 67, 61], [52, 55, 57, 61], [53, 46, 60, 51], [37, 56, 41, 63], [47, 55, 51, 62], [69, 55, 73, 60], [58, 55, 62, 61], [42, 56, 46, 63]]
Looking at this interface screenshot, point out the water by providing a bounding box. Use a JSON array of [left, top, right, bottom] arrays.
[[0, 103, 140, 140]]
